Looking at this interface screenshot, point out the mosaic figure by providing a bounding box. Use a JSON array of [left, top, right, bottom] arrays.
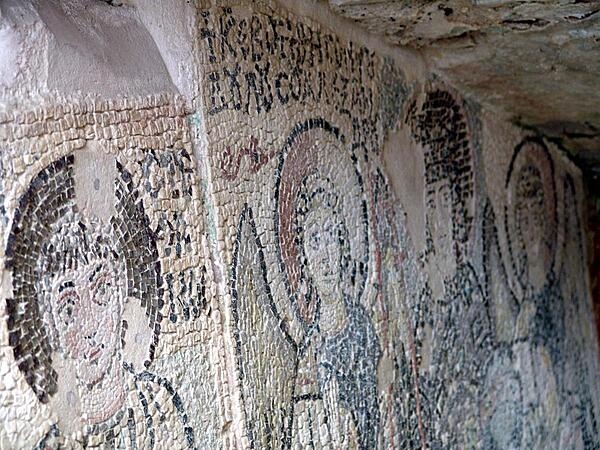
[[419, 179, 491, 449], [409, 87, 492, 448], [370, 168, 425, 448], [487, 137, 564, 449], [478, 141, 600, 450], [276, 120, 380, 449], [5, 155, 194, 449], [294, 173, 380, 449], [557, 174, 599, 448]]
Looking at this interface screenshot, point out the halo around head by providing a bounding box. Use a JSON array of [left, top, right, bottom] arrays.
[[276, 118, 368, 329], [503, 137, 557, 296]]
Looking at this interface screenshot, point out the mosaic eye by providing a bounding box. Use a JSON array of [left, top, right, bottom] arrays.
[[324, 224, 335, 238], [309, 231, 320, 249], [57, 294, 77, 326], [93, 277, 112, 306]]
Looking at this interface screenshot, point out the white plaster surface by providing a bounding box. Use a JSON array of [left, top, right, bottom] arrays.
[[0, 0, 176, 109]]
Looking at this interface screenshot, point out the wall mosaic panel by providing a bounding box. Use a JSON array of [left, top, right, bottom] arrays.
[[198, 2, 600, 449], [0, 1, 599, 449], [0, 96, 221, 448]]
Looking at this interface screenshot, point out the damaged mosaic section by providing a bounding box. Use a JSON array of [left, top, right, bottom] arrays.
[[1, 0, 599, 449], [0, 96, 219, 449]]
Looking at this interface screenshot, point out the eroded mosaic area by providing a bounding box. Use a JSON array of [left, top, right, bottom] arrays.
[[0, 96, 219, 448]]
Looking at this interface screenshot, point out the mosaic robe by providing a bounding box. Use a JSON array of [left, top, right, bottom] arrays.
[[34, 368, 195, 449], [291, 300, 380, 449]]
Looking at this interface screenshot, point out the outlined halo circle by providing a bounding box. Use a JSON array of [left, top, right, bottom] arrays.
[[501, 137, 557, 300], [275, 118, 369, 332]]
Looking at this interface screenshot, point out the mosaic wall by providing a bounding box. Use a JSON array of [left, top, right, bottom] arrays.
[[198, 2, 600, 449], [0, 96, 222, 448], [1, 1, 599, 449]]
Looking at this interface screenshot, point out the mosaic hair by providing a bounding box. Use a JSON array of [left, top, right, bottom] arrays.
[[6, 156, 75, 403], [409, 88, 474, 263], [6, 156, 161, 403]]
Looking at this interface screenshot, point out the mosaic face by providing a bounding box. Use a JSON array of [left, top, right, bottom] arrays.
[[428, 177, 457, 277], [2, 3, 600, 448], [302, 208, 342, 293], [410, 87, 475, 260], [3, 148, 200, 444], [298, 186, 348, 336], [515, 165, 551, 290], [277, 120, 368, 330], [45, 236, 122, 390], [30, 214, 131, 428], [505, 139, 557, 296]]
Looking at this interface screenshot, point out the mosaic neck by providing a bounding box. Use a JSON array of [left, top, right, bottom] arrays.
[[319, 291, 347, 337], [79, 358, 127, 425]]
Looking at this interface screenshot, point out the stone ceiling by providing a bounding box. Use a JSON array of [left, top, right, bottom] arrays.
[[325, 0, 600, 173]]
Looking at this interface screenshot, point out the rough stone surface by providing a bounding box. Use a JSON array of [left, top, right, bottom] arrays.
[[326, 0, 600, 169], [0, 1, 598, 449]]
